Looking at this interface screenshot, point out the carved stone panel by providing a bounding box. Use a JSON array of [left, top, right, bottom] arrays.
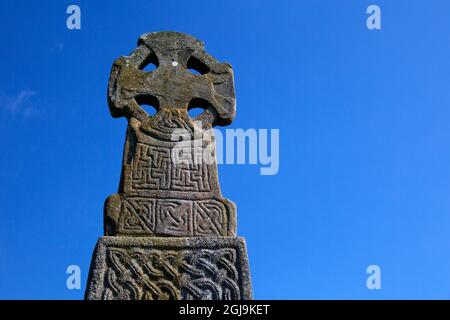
[[85, 237, 253, 300], [109, 197, 234, 237]]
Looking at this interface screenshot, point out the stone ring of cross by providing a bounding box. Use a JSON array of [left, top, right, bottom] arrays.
[[107, 31, 236, 141]]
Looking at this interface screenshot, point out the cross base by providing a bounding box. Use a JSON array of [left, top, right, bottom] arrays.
[[85, 236, 253, 300]]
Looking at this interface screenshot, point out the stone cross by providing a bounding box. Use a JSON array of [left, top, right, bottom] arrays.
[[85, 32, 252, 300]]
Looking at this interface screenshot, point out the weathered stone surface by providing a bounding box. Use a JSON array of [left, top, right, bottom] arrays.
[[86, 31, 252, 300], [104, 31, 237, 237], [85, 236, 252, 300]]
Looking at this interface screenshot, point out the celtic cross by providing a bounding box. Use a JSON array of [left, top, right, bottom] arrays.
[[104, 31, 237, 237], [86, 32, 252, 300]]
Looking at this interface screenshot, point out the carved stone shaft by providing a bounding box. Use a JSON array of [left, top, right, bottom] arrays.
[[86, 31, 252, 300]]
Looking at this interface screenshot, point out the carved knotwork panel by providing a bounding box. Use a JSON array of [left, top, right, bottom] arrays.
[[85, 237, 252, 300], [104, 247, 240, 300]]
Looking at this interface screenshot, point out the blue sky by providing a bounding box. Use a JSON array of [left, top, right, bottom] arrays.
[[1, 0, 450, 299]]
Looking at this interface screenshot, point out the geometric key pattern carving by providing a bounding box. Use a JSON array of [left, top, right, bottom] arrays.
[[130, 143, 210, 192]]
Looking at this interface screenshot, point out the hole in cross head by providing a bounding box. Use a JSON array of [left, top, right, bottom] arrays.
[[189, 107, 204, 118], [135, 94, 159, 116], [186, 56, 210, 75], [188, 98, 211, 120], [139, 51, 159, 72]]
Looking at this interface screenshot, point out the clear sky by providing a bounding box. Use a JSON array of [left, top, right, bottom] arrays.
[[1, 0, 450, 299]]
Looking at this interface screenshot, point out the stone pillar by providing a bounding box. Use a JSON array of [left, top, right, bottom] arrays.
[[85, 31, 252, 300]]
